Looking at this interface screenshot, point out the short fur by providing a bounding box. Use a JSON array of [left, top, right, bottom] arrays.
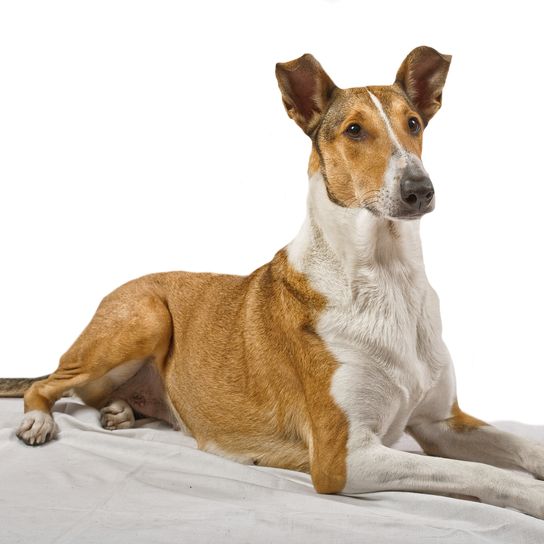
[[3, 46, 544, 518]]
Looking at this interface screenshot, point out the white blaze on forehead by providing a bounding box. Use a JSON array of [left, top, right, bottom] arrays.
[[366, 89, 406, 155], [366, 88, 429, 196]]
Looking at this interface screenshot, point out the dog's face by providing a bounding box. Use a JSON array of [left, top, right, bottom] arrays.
[[276, 47, 451, 220]]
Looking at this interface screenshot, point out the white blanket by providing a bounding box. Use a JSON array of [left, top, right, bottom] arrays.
[[1, 398, 543, 543]]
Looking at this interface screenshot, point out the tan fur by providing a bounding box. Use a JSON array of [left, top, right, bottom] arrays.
[[447, 400, 488, 432], [372, 86, 424, 156], [24, 290, 172, 414], [311, 86, 424, 208], [308, 146, 320, 177], [316, 88, 389, 206], [21, 250, 348, 490]]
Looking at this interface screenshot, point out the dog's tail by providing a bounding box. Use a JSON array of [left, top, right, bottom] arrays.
[[0, 376, 50, 398]]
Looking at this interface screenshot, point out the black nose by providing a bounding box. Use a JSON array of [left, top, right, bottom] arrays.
[[400, 175, 434, 211]]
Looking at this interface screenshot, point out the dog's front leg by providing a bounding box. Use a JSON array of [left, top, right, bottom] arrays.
[[407, 410, 544, 479], [328, 431, 544, 518]]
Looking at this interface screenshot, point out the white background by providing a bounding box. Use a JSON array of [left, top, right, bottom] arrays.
[[1, 0, 543, 423]]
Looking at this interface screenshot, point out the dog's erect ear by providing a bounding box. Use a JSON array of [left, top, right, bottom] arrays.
[[395, 46, 451, 126], [276, 54, 337, 136]]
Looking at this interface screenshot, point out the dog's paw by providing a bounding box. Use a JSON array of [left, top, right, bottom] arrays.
[[16, 410, 57, 446], [100, 399, 135, 430]]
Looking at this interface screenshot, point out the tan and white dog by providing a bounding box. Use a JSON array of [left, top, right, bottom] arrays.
[[3, 46, 544, 518]]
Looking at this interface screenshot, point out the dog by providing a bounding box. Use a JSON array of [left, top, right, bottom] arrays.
[[2, 46, 544, 518]]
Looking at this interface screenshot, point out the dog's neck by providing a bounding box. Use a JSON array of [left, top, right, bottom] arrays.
[[287, 173, 427, 303]]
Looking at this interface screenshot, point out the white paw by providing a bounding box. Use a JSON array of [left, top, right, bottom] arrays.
[[16, 410, 57, 446], [100, 399, 135, 430]]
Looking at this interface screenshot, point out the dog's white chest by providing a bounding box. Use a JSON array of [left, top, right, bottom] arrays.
[[318, 269, 436, 446], [288, 175, 451, 446]]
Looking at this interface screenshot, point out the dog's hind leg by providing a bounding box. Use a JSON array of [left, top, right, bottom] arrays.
[[16, 279, 172, 445]]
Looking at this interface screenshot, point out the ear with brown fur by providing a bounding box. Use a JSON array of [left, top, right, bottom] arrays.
[[395, 46, 451, 126], [275, 54, 337, 136]]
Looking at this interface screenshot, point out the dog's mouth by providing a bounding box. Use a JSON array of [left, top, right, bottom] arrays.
[[390, 200, 435, 221], [365, 195, 435, 221]]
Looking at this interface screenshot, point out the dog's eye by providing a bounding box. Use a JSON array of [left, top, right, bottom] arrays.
[[345, 123, 362, 139], [408, 117, 421, 134]]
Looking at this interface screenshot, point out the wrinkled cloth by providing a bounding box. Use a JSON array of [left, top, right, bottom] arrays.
[[1, 397, 543, 544]]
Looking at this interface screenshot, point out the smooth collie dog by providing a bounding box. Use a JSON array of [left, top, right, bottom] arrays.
[[3, 46, 544, 518]]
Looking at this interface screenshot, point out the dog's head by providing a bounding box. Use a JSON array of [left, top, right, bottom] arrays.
[[276, 47, 451, 220]]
